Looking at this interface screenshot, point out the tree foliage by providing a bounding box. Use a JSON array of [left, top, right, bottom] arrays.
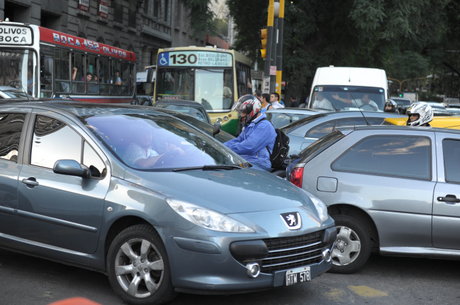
[[183, 0, 460, 99], [178, 0, 217, 37]]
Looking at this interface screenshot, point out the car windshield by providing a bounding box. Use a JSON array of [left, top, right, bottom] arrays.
[[392, 99, 411, 106], [310, 85, 385, 112], [266, 112, 313, 128], [84, 114, 246, 170], [156, 103, 208, 122]]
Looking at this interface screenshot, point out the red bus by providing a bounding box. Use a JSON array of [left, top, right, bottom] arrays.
[[0, 19, 136, 103]]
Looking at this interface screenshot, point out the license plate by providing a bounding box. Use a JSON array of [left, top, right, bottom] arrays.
[[285, 266, 311, 286]]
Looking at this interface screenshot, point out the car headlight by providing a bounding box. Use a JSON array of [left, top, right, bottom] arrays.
[[166, 198, 255, 233], [309, 195, 329, 223]]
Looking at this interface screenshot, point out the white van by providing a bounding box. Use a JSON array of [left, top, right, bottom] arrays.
[[307, 66, 388, 112]]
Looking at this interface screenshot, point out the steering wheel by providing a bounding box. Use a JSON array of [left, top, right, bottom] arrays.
[[8, 80, 21, 88], [359, 104, 375, 111], [155, 150, 180, 167]]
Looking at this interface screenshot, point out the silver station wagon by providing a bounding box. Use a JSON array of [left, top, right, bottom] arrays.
[[287, 125, 460, 274], [0, 101, 336, 305]]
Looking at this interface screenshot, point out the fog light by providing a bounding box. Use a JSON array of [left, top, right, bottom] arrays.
[[322, 249, 331, 263], [246, 262, 260, 278]]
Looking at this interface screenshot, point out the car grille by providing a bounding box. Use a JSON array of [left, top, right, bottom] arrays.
[[260, 230, 324, 273]]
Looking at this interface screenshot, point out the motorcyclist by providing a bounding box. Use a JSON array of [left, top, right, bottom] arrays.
[[406, 102, 433, 127], [384, 100, 399, 113], [224, 94, 276, 171]]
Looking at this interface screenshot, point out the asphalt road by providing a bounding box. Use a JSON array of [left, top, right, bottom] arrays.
[[1, 249, 460, 305]]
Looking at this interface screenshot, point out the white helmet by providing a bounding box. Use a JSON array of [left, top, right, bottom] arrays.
[[406, 102, 433, 126]]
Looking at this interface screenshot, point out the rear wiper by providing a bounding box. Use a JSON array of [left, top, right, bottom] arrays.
[[173, 165, 242, 172]]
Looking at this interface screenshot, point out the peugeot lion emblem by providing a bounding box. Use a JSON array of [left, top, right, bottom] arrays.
[[280, 212, 302, 230]]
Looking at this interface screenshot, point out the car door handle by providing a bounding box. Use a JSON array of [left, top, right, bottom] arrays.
[[437, 195, 460, 203], [22, 178, 39, 187]]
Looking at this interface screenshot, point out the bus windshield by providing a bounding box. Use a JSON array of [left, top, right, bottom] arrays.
[[156, 67, 234, 111], [0, 49, 37, 96]]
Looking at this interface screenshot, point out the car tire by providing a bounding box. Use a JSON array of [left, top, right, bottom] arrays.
[[107, 224, 177, 305], [329, 215, 371, 274]]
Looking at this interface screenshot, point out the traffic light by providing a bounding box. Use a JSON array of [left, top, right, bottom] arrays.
[[260, 28, 268, 59], [399, 94, 403, 97]]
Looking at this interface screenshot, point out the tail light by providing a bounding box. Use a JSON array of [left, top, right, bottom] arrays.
[[290, 167, 304, 188]]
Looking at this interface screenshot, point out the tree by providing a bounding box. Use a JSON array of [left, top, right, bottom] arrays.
[[178, 0, 218, 37], [227, 0, 453, 100]]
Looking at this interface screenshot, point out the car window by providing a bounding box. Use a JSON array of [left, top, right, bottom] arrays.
[[367, 117, 386, 125], [443, 139, 460, 184], [0, 113, 26, 162], [31, 115, 82, 169], [332, 135, 431, 180], [83, 141, 107, 178], [335, 117, 367, 128], [305, 120, 335, 138], [266, 113, 310, 128], [157, 104, 208, 122]]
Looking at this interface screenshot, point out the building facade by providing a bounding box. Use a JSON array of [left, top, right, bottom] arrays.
[[0, 0, 206, 70]]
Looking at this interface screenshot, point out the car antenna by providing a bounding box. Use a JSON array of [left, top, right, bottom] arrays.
[[347, 91, 371, 126]]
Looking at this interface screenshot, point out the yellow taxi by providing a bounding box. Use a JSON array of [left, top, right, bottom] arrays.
[[383, 116, 460, 129]]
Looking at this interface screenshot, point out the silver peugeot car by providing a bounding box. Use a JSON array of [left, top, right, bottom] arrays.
[[287, 125, 460, 274], [0, 101, 335, 305]]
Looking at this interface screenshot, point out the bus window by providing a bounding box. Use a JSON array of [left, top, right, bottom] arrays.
[[72, 52, 85, 93], [112, 60, 122, 95], [121, 61, 130, 95], [40, 54, 53, 97], [87, 55, 98, 94], [99, 57, 110, 94], [55, 49, 71, 93]]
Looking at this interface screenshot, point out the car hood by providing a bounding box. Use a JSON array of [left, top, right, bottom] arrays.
[[124, 168, 313, 214]]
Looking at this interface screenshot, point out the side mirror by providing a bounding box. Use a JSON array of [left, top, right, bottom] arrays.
[[53, 160, 92, 179], [213, 118, 222, 137]]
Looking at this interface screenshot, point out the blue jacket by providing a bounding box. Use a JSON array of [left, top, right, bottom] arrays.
[[224, 113, 276, 169]]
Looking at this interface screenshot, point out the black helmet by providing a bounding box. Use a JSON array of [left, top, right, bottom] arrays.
[[384, 100, 398, 113]]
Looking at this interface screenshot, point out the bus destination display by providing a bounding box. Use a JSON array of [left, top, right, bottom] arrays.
[[158, 51, 232, 67]]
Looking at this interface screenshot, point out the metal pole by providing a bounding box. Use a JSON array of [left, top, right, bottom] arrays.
[[275, 0, 284, 99], [263, 0, 275, 94], [270, 17, 278, 93]]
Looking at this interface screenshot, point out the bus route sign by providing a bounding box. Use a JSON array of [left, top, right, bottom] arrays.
[[158, 51, 232, 67], [0, 25, 32, 45]]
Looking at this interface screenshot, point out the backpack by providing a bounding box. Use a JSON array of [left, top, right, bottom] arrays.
[[255, 118, 290, 169]]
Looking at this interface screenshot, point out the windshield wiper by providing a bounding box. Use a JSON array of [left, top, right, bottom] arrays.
[[173, 165, 242, 172]]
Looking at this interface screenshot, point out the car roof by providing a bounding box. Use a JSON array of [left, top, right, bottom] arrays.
[[266, 108, 325, 114], [0, 100, 170, 118], [347, 124, 460, 135], [154, 99, 203, 106]]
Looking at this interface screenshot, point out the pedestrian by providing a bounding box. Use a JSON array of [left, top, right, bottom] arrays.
[[224, 94, 276, 171], [290, 94, 299, 107], [270, 92, 284, 108], [260, 93, 272, 113], [254, 89, 262, 101]]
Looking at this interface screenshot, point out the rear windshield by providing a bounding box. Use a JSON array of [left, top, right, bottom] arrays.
[[297, 130, 345, 163], [280, 113, 327, 133]]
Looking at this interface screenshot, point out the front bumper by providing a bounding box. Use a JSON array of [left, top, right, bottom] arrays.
[[160, 225, 336, 295]]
